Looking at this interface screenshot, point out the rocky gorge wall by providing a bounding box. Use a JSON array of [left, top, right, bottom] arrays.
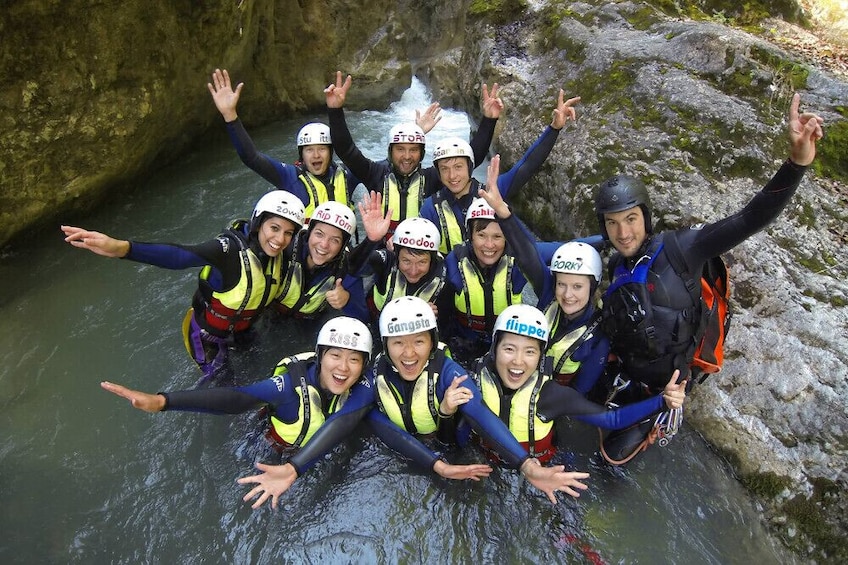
[[4, 0, 847, 561]]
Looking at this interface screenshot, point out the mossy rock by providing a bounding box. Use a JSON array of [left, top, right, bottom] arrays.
[[468, 0, 528, 24], [812, 118, 848, 182]]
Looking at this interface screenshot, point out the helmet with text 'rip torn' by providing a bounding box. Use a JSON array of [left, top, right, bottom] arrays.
[[316, 316, 373, 365], [391, 217, 441, 253], [379, 296, 438, 354], [549, 241, 602, 283], [594, 175, 652, 239], [250, 190, 306, 233], [493, 304, 550, 348], [308, 200, 357, 241]]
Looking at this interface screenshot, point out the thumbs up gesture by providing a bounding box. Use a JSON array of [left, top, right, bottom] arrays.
[[326, 278, 350, 309]]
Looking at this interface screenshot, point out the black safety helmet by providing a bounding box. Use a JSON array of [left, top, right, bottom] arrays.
[[594, 175, 652, 240]]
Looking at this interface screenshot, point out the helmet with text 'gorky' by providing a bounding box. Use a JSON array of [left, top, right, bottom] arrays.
[[316, 316, 373, 365], [250, 190, 306, 234], [379, 296, 438, 355], [594, 175, 652, 240]]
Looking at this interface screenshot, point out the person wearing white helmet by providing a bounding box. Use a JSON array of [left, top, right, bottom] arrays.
[[100, 316, 373, 452], [323, 71, 504, 236], [439, 195, 534, 366], [274, 200, 370, 322], [420, 89, 581, 254], [436, 304, 686, 465], [476, 163, 609, 391], [348, 192, 450, 324], [208, 68, 359, 218], [62, 191, 305, 385], [236, 296, 596, 509]]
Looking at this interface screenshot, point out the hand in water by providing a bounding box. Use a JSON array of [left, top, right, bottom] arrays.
[[520, 458, 590, 504], [237, 462, 299, 510]]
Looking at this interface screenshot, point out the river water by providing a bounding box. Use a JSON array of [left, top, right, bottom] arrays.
[[0, 80, 793, 564]]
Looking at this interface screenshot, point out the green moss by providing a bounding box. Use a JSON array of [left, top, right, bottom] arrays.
[[781, 478, 847, 561], [468, 0, 528, 24], [646, 0, 806, 26], [750, 45, 809, 91], [811, 120, 848, 182], [623, 5, 662, 30], [740, 471, 792, 498], [538, 5, 587, 63]]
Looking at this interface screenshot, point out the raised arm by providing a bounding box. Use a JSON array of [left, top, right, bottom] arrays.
[[207, 68, 243, 123]]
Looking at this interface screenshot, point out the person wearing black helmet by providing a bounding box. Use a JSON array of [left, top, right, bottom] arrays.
[[208, 68, 359, 218], [593, 93, 824, 464], [61, 191, 306, 385], [323, 71, 504, 236]]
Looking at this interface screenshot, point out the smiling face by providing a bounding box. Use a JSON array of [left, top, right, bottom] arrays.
[[494, 333, 543, 390], [301, 144, 332, 176], [436, 157, 471, 198], [470, 221, 506, 267], [317, 347, 365, 396], [306, 222, 345, 268], [604, 206, 647, 258], [258, 216, 298, 257], [386, 332, 433, 381], [397, 247, 431, 284], [555, 272, 593, 318], [390, 143, 423, 176]]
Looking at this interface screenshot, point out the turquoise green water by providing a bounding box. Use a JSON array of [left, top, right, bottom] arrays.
[[0, 81, 792, 564]]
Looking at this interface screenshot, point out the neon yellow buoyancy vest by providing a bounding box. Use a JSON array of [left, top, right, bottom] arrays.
[[373, 346, 447, 435], [268, 352, 349, 446], [543, 301, 585, 376], [476, 364, 553, 448], [454, 245, 522, 332], [275, 236, 343, 316], [201, 234, 286, 333], [382, 171, 425, 223], [297, 167, 351, 219], [432, 190, 465, 254], [372, 257, 446, 312]]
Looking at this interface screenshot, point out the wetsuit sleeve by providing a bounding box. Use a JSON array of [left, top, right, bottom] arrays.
[[287, 377, 377, 474], [537, 380, 664, 429], [340, 275, 369, 322], [161, 383, 271, 415], [327, 107, 385, 189], [125, 236, 243, 291], [469, 117, 498, 168], [224, 119, 306, 200], [366, 410, 440, 470], [499, 214, 548, 298], [570, 332, 611, 396], [682, 160, 807, 268], [439, 361, 528, 468], [497, 126, 560, 199], [347, 238, 384, 276]]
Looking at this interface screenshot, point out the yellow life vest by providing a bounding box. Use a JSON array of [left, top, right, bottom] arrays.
[[453, 245, 522, 333], [382, 171, 425, 223], [431, 190, 466, 254], [268, 352, 349, 447], [475, 362, 554, 458], [297, 167, 351, 219], [543, 301, 583, 377], [372, 256, 446, 312], [200, 225, 286, 333], [373, 346, 447, 435], [275, 235, 345, 317]]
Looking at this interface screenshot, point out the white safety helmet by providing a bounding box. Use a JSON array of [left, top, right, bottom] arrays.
[[309, 200, 357, 238], [316, 316, 373, 364], [432, 137, 473, 163], [296, 123, 332, 147], [391, 217, 441, 253], [379, 296, 438, 351], [250, 190, 306, 233], [493, 304, 550, 347], [465, 197, 497, 229], [388, 123, 426, 147], [549, 241, 602, 283]]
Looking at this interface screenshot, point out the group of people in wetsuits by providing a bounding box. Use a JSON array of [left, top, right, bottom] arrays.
[[64, 67, 825, 509]]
